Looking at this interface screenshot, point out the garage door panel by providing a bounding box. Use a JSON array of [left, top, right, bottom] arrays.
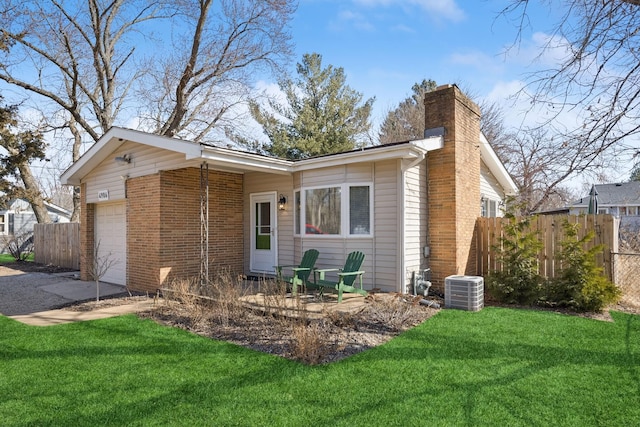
[[95, 202, 126, 285]]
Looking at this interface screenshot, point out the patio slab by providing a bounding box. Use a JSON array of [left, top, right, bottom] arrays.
[[240, 292, 369, 319]]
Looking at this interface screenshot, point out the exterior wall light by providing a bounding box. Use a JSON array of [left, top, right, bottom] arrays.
[[115, 154, 131, 164], [278, 194, 287, 210]]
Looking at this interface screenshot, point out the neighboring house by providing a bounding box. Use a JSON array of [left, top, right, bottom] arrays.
[[61, 84, 517, 293], [570, 182, 640, 228], [0, 198, 71, 237]]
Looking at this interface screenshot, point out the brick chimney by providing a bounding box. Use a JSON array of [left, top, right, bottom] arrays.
[[425, 84, 481, 290]]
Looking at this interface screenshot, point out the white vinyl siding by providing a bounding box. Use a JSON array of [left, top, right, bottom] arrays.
[[480, 161, 505, 217], [243, 172, 294, 274], [83, 142, 199, 203], [373, 160, 402, 292], [403, 158, 428, 293], [291, 163, 380, 292]]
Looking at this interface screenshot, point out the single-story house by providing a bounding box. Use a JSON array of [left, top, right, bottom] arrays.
[[61, 84, 517, 293], [0, 198, 71, 237], [570, 182, 640, 228]]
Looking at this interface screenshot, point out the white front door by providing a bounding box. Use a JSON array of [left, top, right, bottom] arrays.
[[250, 192, 277, 273]]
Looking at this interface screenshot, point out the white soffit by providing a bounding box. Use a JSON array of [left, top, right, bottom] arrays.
[[479, 132, 518, 195]]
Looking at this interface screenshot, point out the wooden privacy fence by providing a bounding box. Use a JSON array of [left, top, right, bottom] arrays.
[[34, 222, 80, 270], [476, 215, 618, 281]]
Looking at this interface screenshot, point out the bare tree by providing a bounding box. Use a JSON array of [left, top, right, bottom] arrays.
[[378, 79, 437, 144], [500, 0, 640, 162], [0, 0, 296, 218], [481, 101, 582, 214], [498, 128, 583, 213], [84, 240, 119, 301]]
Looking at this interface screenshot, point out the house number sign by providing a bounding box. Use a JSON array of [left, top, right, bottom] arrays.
[[98, 190, 109, 201]]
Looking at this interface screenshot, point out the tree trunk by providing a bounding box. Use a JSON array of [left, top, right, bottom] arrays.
[[17, 162, 51, 224], [69, 118, 82, 222]]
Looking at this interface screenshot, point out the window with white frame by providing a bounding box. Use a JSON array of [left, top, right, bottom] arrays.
[[294, 184, 372, 236], [0, 215, 4, 234], [619, 206, 640, 216], [481, 198, 498, 218]]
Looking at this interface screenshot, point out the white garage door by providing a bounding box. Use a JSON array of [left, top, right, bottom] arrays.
[[95, 202, 126, 285]]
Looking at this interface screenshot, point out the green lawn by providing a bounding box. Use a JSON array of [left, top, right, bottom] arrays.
[[1, 307, 639, 426], [0, 253, 34, 263]]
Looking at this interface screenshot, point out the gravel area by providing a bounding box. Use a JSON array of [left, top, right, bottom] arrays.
[[0, 264, 127, 316], [0, 269, 75, 315]]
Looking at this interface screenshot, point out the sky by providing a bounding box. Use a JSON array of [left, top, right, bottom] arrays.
[[8, 0, 637, 192], [283, 0, 551, 125], [275, 0, 637, 185]]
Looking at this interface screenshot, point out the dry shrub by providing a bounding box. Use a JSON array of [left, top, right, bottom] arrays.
[[363, 293, 427, 331], [203, 269, 249, 327], [325, 309, 356, 328], [289, 321, 333, 365], [164, 277, 210, 326], [620, 224, 640, 253], [259, 278, 292, 317], [163, 269, 248, 328]]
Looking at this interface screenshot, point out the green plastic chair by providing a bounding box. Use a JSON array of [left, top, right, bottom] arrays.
[[308, 251, 367, 303], [275, 249, 319, 294]]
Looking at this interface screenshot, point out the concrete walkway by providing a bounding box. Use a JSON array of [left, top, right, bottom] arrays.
[[8, 299, 156, 326], [0, 266, 152, 325]]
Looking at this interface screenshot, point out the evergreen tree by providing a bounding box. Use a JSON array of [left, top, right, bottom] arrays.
[[246, 53, 374, 159]]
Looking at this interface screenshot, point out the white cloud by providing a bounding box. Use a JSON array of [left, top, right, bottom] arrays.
[[448, 51, 504, 75], [335, 10, 375, 31], [391, 24, 416, 34], [353, 0, 465, 22], [502, 31, 571, 68]]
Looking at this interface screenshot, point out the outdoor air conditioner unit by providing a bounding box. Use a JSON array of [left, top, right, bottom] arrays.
[[445, 275, 484, 311]]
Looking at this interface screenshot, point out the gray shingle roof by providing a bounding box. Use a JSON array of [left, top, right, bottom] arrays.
[[572, 182, 640, 207]]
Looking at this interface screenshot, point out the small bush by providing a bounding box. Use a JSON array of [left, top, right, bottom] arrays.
[[486, 272, 545, 306], [363, 294, 427, 331], [164, 277, 211, 326], [289, 321, 332, 365], [164, 269, 248, 327], [548, 221, 621, 312], [2, 231, 33, 261], [486, 205, 544, 305]]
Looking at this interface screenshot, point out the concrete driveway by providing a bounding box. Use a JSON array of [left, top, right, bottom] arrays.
[[0, 267, 128, 316]]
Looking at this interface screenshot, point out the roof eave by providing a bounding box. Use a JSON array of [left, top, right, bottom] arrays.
[[197, 147, 292, 175], [292, 136, 444, 172], [479, 133, 518, 196], [60, 127, 202, 186]]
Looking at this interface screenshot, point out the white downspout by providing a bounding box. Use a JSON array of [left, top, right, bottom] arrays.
[[400, 152, 426, 294]]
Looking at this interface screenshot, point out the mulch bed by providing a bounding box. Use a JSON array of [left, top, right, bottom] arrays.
[[1, 261, 77, 274]]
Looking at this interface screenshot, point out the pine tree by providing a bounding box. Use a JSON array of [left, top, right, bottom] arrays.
[[246, 53, 374, 159]]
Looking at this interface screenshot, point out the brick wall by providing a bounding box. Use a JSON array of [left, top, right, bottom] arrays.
[[127, 174, 161, 290], [425, 85, 481, 289], [126, 168, 243, 292], [79, 183, 94, 281]]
